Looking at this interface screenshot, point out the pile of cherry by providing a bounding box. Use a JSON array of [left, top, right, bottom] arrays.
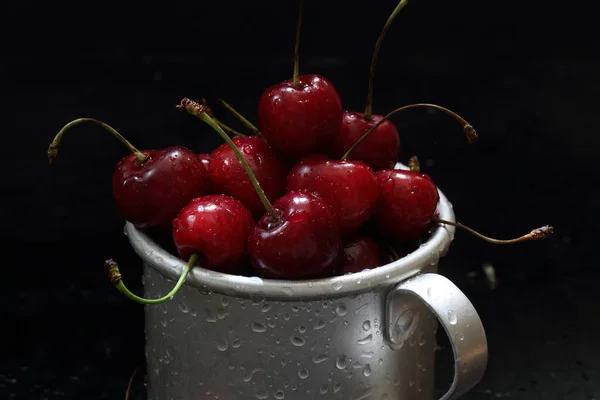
[[48, 0, 552, 303]]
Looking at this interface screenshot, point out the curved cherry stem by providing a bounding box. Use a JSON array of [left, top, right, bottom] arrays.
[[177, 98, 276, 218], [105, 254, 199, 304], [217, 98, 260, 135], [201, 98, 246, 138], [48, 118, 148, 164], [341, 103, 478, 161], [364, 0, 409, 119], [408, 155, 420, 172], [293, 0, 305, 86], [433, 218, 554, 244], [124, 368, 137, 400]]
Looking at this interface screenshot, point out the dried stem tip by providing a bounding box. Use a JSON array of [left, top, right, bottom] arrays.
[[177, 98, 207, 116], [104, 259, 122, 285], [464, 124, 478, 144]]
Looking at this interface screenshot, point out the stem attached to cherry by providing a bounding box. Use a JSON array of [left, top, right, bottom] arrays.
[[293, 0, 305, 87], [341, 103, 478, 161], [48, 118, 148, 164], [433, 217, 554, 244], [177, 98, 277, 219], [364, 0, 409, 119], [201, 98, 246, 138], [105, 254, 199, 304], [408, 155, 420, 172], [124, 368, 137, 400], [217, 98, 260, 135]]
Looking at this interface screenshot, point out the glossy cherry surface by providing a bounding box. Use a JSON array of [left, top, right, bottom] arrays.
[[286, 154, 378, 234], [112, 146, 209, 229], [248, 191, 341, 280], [373, 169, 439, 241], [336, 236, 381, 275], [257, 74, 343, 159], [172, 195, 254, 273], [197, 153, 211, 170], [208, 136, 286, 217], [330, 111, 400, 171]]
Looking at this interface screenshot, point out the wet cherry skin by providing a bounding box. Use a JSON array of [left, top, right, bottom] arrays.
[[257, 74, 343, 159], [112, 146, 210, 229], [285, 154, 378, 234], [330, 111, 400, 171], [373, 169, 439, 241], [336, 235, 382, 275], [208, 136, 286, 217], [248, 191, 341, 280], [172, 195, 254, 274]]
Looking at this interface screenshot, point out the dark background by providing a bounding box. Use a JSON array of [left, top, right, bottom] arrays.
[[1, 0, 598, 398]]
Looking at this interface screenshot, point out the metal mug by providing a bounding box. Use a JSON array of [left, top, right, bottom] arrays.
[[126, 163, 488, 400]]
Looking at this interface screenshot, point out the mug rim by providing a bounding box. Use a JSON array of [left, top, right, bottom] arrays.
[[125, 163, 456, 300]]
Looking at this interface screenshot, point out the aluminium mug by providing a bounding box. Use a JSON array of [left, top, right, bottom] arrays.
[[125, 163, 488, 400]]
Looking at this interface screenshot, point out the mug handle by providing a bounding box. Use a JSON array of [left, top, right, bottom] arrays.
[[386, 273, 488, 400]]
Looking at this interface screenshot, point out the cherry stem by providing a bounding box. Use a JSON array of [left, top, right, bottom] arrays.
[[105, 254, 199, 305], [201, 98, 246, 138], [388, 245, 401, 261], [408, 155, 420, 172], [432, 217, 554, 244], [177, 98, 276, 218], [341, 103, 478, 161], [218, 98, 260, 135], [124, 368, 137, 400], [364, 0, 409, 119], [48, 118, 148, 164], [293, 0, 305, 86]]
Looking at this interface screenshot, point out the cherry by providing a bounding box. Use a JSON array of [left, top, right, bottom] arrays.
[[208, 136, 286, 217], [104, 194, 254, 305], [336, 236, 381, 275], [178, 98, 342, 280], [248, 191, 341, 280], [329, 0, 408, 170], [257, 0, 343, 158], [172, 195, 254, 273], [286, 154, 378, 234], [374, 169, 440, 241], [48, 118, 209, 229]]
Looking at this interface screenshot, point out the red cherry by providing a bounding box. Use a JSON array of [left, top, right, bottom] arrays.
[[248, 191, 341, 280], [208, 136, 286, 217], [373, 169, 439, 241], [330, 111, 400, 171], [48, 119, 209, 229], [112, 146, 209, 229], [286, 154, 378, 234], [337, 236, 381, 275], [257, 74, 343, 158], [172, 195, 254, 273]]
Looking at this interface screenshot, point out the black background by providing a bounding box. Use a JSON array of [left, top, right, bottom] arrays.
[[1, 0, 599, 398]]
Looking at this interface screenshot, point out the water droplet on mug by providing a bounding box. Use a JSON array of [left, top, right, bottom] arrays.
[[298, 368, 309, 379], [261, 303, 272, 313], [336, 355, 347, 370], [292, 305, 299, 312], [320, 384, 328, 394], [178, 302, 189, 314], [334, 383, 342, 393], [419, 334, 426, 346], [459, 333, 465, 341], [357, 334, 373, 345], [362, 364, 372, 377], [274, 390, 285, 399], [447, 310, 458, 325], [252, 321, 267, 333], [313, 320, 325, 330], [216, 339, 228, 351], [331, 280, 344, 290], [290, 336, 305, 347], [232, 337, 241, 348], [255, 392, 268, 399], [283, 313, 290, 321], [298, 325, 307, 333], [312, 354, 328, 364], [335, 304, 347, 316], [362, 320, 371, 331]]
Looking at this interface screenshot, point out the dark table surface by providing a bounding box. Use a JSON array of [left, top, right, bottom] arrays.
[[1, 0, 599, 398]]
